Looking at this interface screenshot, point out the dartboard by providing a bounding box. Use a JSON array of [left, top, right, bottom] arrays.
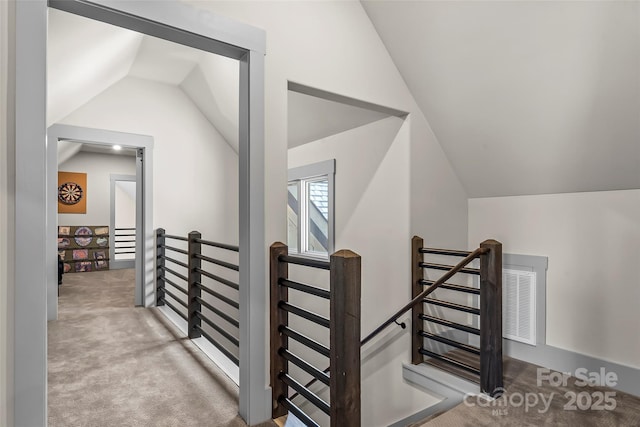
[[58, 182, 83, 205]]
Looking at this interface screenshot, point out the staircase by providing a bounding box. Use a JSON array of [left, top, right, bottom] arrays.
[[268, 236, 503, 426]]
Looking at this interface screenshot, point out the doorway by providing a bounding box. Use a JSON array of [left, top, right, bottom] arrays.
[[14, 1, 267, 425], [48, 124, 152, 314]]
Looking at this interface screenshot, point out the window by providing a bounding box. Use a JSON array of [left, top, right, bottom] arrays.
[[287, 160, 335, 258]]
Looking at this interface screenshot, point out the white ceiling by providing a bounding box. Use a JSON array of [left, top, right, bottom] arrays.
[[48, 8, 383, 158], [362, 1, 640, 197], [50, 4, 639, 198]]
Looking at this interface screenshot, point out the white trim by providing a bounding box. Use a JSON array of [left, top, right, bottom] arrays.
[[288, 158, 335, 181], [288, 159, 336, 258]]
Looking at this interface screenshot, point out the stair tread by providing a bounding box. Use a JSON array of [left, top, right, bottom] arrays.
[[422, 348, 480, 384]]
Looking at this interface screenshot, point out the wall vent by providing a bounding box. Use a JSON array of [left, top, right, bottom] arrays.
[[503, 269, 536, 345]]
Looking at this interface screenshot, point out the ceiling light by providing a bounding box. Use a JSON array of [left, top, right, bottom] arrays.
[[113, 145, 122, 151]]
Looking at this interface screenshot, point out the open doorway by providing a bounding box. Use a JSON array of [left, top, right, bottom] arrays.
[[47, 124, 153, 317], [9, 1, 267, 425]]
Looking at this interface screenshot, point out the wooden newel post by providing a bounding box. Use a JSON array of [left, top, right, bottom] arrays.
[[411, 236, 425, 365], [270, 242, 289, 419], [479, 239, 503, 397], [330, 249, 361, 427], [188, 231, 202, 339], [156, 228, 165, 306]]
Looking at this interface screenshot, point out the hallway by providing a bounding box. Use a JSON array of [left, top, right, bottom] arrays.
[[48, 269, 271, 427]]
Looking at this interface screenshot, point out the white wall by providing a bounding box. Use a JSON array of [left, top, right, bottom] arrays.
[[469, 190, 640, 369], [0, 0, 15, 425], [58, 151, 136, 226], [60, 76, 239, 245], [114, 181, 136, 229], [288, 116, 446, 424], [181, 2, 468, 425]]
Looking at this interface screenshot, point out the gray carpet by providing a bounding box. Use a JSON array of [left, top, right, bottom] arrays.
[[415, 356, 640, 427], [48, 269, 274, 427]]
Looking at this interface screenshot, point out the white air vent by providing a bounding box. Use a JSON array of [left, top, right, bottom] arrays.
[[503, 269, 536, 345]]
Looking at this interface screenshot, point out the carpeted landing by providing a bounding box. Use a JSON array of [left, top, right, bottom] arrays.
[[413, 355, 640, 427], [49, 269, 275, 427]]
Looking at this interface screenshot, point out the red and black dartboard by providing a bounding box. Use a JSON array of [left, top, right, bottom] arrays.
[[58, 182, 83, 205]]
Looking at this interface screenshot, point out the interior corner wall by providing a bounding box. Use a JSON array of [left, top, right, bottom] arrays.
[[1, 0, 15, 425], [468, 190, 640, 369], [288, 116, 438, 423], [185, 1, 468, 425], [59, 76, 239, 245], [58, 152, 136, 226]]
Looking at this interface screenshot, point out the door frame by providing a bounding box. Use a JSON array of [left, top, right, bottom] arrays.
[[48, 124, 153, 314], [14, 1, 267, 425]]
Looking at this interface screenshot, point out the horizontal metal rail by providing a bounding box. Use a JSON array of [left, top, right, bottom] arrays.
[[164, 289, 187, 309], [419, 247, 472, 257], [279, 373, 330, 415], [115, 245, 136, 249], [196, 312, 239, 347], [424, 298, 480, 315], [160, 265, 188, 282], [164, 234, 188, 242], [278, 254, 330, 270], [116, 227, 136, 231], [114, 233, 136, 237], [278, 396, 320, 427], [279, 348, 330, 386], [195, 297, 239, 328], [279, 325, 329, 358], [195, 283, 239, 309], [419, 347, 480, 375], [196, 268, 239, 291], [115, 239, 136, 243], [419, 314, 480, 335], [114, 251, 136, 255], [163, 245, 188, 255], [194, 238, 239, 252], [194, 324, 239, 366], [361, 248, 486, 346], [420, 279, 480, 295], [164, 277, 187, 295], [159, 255, 188, 270], [279, 302, 329, 328], [420, 262, 480, 276], [279, 278, 330, 299], [195, 253, 239, 272], [161, 298, 188, 322], [419, 330, 480, 355]]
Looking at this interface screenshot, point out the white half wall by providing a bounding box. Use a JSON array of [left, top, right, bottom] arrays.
[[58, 152, 136, 226], [469, 190, 640, 369], [59, 76, 239, 245]]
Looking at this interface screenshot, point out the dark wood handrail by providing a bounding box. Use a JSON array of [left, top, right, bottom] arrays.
[[361, 247, 487, 346], [291, 246, 488, 401]]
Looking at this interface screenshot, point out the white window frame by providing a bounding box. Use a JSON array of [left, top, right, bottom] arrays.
[[288, 159, 335, 259]]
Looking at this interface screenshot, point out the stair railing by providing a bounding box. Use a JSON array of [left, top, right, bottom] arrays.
[[156, 228, 241, 366], [270, 242, 361, 427], [412, 236, 503, 396]]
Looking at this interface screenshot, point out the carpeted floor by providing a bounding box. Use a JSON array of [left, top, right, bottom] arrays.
[[415, 356, 640, 427], [48, 269, 274, 427]]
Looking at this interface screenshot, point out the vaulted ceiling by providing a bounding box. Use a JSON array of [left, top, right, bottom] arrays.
[[362, 0, 640, 197], [49, 3, 640, 198]]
